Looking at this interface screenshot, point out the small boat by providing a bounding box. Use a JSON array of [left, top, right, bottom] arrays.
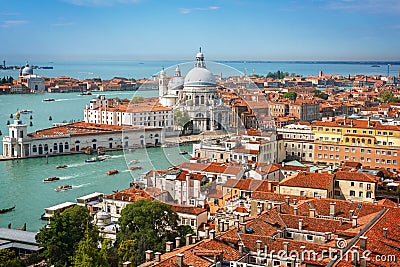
[[56, 165, 68, 169], [106, 169, 119, 175], [0, 206, 15, 214], [55, 185, 72, 191], [129, 159, 140, 164], [85, 157, 105, 163], [371, 65, 380, 67], [179, 151, 188, 155], [43, 98, 55, 102], [44, 176, 60, 182], [129, 166, 142, 171], [79, 91, 92, 96], [20, 109, 33, 114]]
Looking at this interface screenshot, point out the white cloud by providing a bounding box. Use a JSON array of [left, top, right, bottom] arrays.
[[179, 6, 220, 14], [63, 0, 141, 6], [1, 20, 28, 28], [51, 22, 76, 27]]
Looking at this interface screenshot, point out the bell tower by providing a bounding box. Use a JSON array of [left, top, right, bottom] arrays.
[[158, 67, 168, 97]]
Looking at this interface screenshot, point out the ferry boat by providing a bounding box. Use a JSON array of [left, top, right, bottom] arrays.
[[179, 151, 188, 155], [55, 185, 72, 191], [43, 176, 60, 182], [20, 110, 33, 114], [41, 202, 76, 220], [43, 98, 55, 102], [106, 169, 119, 175]]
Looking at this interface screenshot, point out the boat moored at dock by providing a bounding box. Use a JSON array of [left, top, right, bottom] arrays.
[[41, 202, 76, 220]]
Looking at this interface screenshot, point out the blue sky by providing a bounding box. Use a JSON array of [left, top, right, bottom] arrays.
[[1, 0, 399, 61]]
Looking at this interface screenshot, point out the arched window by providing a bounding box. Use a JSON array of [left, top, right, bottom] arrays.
[[140, 135, 144, 138], [44, 144, 48, 151], [53, 143, 58, 150], [64, 142, 69, 149], [124, 136, 129, 139], [155, 134, 159, 137], [367, 139, 372, 145], [108, 138, 113, 141], [92, 139, 97, 142], [32, 145, 37, 153], [75, 140, 80, 143], [345, 138, 349, 142]]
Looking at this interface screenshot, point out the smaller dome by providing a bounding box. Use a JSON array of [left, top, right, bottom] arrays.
[[168, 76, 184, 91], [22, 64, 33, 75]]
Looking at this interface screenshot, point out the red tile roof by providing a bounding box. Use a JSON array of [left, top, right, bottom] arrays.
[[279, 171, 334, 190]]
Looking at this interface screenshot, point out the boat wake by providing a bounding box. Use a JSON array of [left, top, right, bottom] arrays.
[[121, 170, 131, 173], [55, 98, 80, 102], [68, 162, 86, 168], [110, 155, 124, 159], [72, 183, 91, 188], [59, 174, 79, 180]]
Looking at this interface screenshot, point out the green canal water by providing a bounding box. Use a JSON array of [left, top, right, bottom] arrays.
[[0, 91, 192, 231]]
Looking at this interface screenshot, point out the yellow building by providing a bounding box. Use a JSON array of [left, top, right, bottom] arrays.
[[312, 118, 400, 172]]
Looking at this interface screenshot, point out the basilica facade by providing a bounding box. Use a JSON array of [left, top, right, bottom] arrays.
[[158, 50, 230, 133]]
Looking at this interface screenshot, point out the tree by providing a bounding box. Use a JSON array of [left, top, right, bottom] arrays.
[[36, 205, 99, 267], [0, 249, 22, 267], [174, 110, 191, 132], [282, 91, 297, 101], [379, 91, 400, 103], [71, 228, 109, 267], [313, 90, 329, 100], [117, 199, 186, 265], [117, 240, 136, 266], [131, 96, 144, 104]]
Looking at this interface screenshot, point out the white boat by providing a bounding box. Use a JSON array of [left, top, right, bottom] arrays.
[[41, 202, 76, 220], [20, 109, 33, 114], [129, 159, 140, 164]]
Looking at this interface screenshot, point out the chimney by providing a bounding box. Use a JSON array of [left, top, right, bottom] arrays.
[[293, 199, 297, 205], [205, 226, 210, 239], [283, 242, 289, 254], [330, 202, 336, 218], [219, 220, 225, 232], [383, 228, 388, 238], [277, 204, 282, 213], [285, 196, 290, 204], [309, 208, 316, 218], [239, 215, 244, 223], [238, 242, 244, 254], [210, 229, 216, 240], [267, 201, 272, 210], [352, 216, 358, 228], [176, 253, 184, 267], [339, 217, 343, 226], [294, 207, 298, 216], [186, 234, 192, 245], [256, 240, 262, 253], [299, 219, 303, 231], [123, 262, 131, 267], [257, 205, 262, 215], [240, 222, 246, 233], [145, 250, 153, 262], [234, 219, 239, 230], [368, 116, 371, 127], [175, 237, 181, 248], [155, 252, 161, 262], [191, 235, 197, 244], [349, 210, 354, 219], [325, 232, 331, 241], [359, 236, 367, 250], [166, 241, 174, 252], [224, 221, 229, 232]]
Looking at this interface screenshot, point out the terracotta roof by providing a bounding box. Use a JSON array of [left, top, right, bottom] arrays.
[[279, 171, 334, 190], [334, 171, 379, 183], [171, 205, 207, 216], [105, 187, 153, 202]]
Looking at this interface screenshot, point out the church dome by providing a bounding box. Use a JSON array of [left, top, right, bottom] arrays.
[[184, 67, 216, 87], [184, 49, 216, 87], [22, 64, 33, 75]]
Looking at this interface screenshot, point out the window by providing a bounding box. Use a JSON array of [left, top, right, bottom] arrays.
[[367, 158, 371, 162], [286, 232, 293, 238], [314, 192, 319, 197], [367, 150, 371, 154], [32, 145, 37, 153], [351, 148, 356, 153], [53, 143, 57, 151], [361, 149, 364, 153], [334, 190, 341, 196], [335, 181, 339, 188], [350, 190, 355, 196], [367, 184, 371, 190], [369, 131, 373, 134], [300, 191, 305, 196], [318, 146, 322, 150], [359, 183, 363, 188], [359, 192, 363, 197], [351, 182, 354, 187], [345, 148, 349, 152], [307, 235, 314, 241], [366, 192, 372, 198], [394, 160, 397, 165], [345, 156, 349, 160]]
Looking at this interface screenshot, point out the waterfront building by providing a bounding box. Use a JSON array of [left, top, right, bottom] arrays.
[[2, 119, 162, 158], [312, 117, 400, 172], [0, 228, 41, 258], [158, 49, 230, 133], [17, 63, 45, 93], [84, 95, 174, 133], [277, 122, 315, 162]]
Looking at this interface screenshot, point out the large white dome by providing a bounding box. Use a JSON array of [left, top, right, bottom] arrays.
[[184, 67, 216, 87], [22, 64, 33, 75]]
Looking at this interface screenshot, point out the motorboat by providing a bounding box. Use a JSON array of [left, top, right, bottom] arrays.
[[20, 110, 33, 114], [43, 176, 60, 182], [56, 165, 68, 169], [85, 157, 105, 163], [43, 98, 55, 102], [129, 166, 142, 171], [106, 169, 119, 175], [179, 151, 188, 155], [129, 159, 140, 164], [55, 185, 72, 191]]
